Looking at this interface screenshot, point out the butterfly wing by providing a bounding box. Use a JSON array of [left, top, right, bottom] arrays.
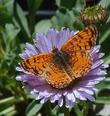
[[61, 25, 96, 79], [21, 53, 72, 88], [64, 51, 92, 79], [44, 61, 73, 88], [61, 25, 97, 53], [21, 53, 53, 75]]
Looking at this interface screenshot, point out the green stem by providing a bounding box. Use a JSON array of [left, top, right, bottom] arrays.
[[83, 102, 89, 116], [74, 102, 89, 116], [52, 105, 59, 115], [64, 107, 70, 116], [27, 0, 36, 34], [45, 102, 52, 116], [74, 104, 83, 116], [0, 96, 24, 105]]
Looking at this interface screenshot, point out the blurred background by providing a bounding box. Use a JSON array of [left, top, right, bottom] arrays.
[[0, 0, 110, 115]]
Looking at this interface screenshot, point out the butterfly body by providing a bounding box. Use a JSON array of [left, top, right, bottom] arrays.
[[21, 25, 97, 89], [52, 48, 75, 79]]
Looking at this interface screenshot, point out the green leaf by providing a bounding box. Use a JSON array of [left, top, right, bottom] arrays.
[[5, 23, 20, 41], [97, 105, 110, 116], [99, 26, 110, 44], [15, 4, 31, 38], [0, 97, 15, 105], [2, 0, 14, 15], [52, 105, 59, 116], [0, 5, 12, 25], [97, 78, 110, 90], [55, 0, 61, 7], [0, 0, 14, 26], [58, 113, 64, 116], [104, 55, 110, 64], [5, 110, 16, 116], [27, 0, 43, 34], [55, 0, 77, 9], [99, 0, 110, 8], [35, 19, 52, 33], [0, 96, 24, 106], [0, 23, 20, 54], [27, 0, 43, 12], [51, 9, 83, 29], [26, 100, 43, 116], [0, 105, 15, 115], [74, 104, 83, 116], [96, 97, 110, 104]]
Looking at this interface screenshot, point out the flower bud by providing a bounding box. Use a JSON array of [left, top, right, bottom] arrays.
[[80, 5, 108, 25]]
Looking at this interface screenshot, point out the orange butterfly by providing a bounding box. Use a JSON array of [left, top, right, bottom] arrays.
[[21, 25, 97, 89]]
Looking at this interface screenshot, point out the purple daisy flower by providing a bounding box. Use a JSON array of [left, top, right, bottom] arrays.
[[16, 27, 108, 108]]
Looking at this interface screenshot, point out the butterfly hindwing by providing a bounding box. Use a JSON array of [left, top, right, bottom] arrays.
[[63, 51, 92, 79], [44, 61, 73, 88]]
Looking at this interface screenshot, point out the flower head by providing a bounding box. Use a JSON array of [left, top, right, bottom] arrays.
[[16, 27, 108, 108], [80, 5, 108, 25]]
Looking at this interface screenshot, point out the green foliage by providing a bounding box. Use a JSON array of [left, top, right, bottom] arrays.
[[0, 0, 110, 115], [26, 100, 43, 116], [0, 0, 13, 26], [14, 4, 31, 39], [35, 19, 52, 33]]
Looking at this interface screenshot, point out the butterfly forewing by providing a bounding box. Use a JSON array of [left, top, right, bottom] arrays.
[[61, 25, 97, 53], [21, 53, 53, 75]]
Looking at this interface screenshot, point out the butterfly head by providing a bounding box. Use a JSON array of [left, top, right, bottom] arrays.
[[52, 47, 59, 53], [52, 47, 63, 59]]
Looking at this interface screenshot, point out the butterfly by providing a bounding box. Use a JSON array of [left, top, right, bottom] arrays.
[[21, 25, 97, 89]]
